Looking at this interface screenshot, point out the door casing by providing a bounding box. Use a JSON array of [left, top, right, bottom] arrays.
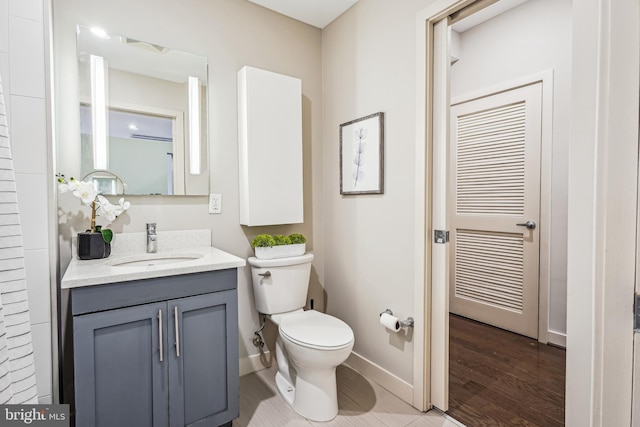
[[413, 1, 554, 411], [414, 0, 639, 424]]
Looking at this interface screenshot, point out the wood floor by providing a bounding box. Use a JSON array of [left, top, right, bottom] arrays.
[[447, 314, 566, 426], [235, 364, 461, 427]]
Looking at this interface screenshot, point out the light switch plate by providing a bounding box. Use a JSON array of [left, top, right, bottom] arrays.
[[209, 194, 222, 214]]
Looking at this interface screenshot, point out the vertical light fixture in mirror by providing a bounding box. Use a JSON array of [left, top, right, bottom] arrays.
[[188, 75, 201, 175], [89, 53, 108, 170], [76, 25, 210, 195]]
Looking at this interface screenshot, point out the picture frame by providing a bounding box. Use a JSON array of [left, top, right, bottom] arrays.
[[339, 112, 384, 195]]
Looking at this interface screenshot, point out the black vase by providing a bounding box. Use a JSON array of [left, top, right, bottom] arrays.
[[77, 232, 111, 260]]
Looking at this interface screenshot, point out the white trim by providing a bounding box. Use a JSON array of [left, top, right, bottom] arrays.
[[238, 351, 273, 377], [450, 69, 555, 344], [430, 18, 450, 412], [414, 0, 476, 412], [633, 106, 640, 426], [567, 0, 639, 425], [548, 331, 566, 349], [345, 352, 413, 404], [44, 0, 58, 403], [450, 69, 552, 105], [632, 333, 640, 424], [412, 7, 429, 413]]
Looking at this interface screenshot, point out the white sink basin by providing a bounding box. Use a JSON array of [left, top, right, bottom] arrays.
[[105, 253, 205, 267]]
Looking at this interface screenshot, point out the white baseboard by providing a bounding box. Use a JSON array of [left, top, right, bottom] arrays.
[[344, 351, 413, 404], [548, 330, 566, 348], [239, 351, 273, 376]]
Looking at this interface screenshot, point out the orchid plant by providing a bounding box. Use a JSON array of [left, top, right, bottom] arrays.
[[57, 173, 130, 243]]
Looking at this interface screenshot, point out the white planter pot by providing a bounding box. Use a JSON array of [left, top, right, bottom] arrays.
[[254, 243, 306, 260]]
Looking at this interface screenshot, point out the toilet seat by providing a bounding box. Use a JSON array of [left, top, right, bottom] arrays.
[[279, 310, 354, 350]]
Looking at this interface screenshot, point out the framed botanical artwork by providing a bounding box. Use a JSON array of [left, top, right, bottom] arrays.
[[339, 112, 384, 195]]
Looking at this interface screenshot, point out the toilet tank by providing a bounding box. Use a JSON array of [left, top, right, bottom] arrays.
[[248, 253, 314, 314]]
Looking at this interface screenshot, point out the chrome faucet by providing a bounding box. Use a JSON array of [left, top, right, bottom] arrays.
[[147, 223, 157, 253]]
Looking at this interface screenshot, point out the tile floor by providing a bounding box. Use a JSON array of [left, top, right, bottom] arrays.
[[234, 364, 464, 427]]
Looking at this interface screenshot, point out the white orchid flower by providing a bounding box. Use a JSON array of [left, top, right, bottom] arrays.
[[95, 195, 119, 221], [95, 195, 131, 222], [118, 198, 131, 211], [58, 178, 79, 193], [73, 181, 98, 205]]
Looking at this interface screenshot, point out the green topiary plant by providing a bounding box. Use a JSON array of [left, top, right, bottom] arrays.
[[251, 234, 276, 248], [288, 233, 306, 244], [252, 233, 307, 259], [273, 234, 292, 246]]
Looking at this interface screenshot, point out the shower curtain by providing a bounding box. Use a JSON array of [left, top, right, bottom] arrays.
[[0, 73, 39, 403]]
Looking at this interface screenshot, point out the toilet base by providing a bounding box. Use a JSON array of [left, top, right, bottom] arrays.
[[274, 336, 340, 422], [275, 367, 339, 422], [275, 370, 296, 406]]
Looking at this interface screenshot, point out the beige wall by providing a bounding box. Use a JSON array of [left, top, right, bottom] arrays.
[[450, 0, 571, 341], [53, 0, 323, 395], [322, 0, 429, 384]]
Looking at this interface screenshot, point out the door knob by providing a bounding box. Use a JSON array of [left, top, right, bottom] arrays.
[[516, 220, 536, 230]]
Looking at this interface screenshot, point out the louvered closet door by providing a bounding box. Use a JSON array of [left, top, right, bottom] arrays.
[[449, 83, 542, 339]]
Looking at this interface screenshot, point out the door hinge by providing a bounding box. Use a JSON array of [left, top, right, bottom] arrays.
[[434, 230, 449, 244], [635, 294, 640, 331]]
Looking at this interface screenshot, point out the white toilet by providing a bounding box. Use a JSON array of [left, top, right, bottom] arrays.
[[248, 253, 354, 422]]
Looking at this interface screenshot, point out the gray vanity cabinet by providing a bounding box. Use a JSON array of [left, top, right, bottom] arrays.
[[74, 301, 169, 426], [72, 270, 239, 427], [169, 291, 238, 426]]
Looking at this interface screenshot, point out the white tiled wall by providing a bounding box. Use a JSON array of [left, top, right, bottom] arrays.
[[0, 0, 52, 403]]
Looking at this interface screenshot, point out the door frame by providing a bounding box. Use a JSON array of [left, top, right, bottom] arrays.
[[413, 0, 640, 423]]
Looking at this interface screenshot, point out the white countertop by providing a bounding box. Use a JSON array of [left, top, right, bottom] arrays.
[[61, 230, 246, 289]]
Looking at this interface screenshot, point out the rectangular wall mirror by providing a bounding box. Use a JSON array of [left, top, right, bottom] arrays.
[[76, 25, 209, 195]]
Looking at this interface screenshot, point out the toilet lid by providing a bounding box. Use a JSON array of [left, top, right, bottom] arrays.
[[279, 310, 354, 349]]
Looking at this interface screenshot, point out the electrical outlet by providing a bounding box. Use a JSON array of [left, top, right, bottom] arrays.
[[209, 194, 222, 214]]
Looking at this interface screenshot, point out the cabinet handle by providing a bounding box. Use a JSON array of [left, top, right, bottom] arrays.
[[158, 309, 164, 362], [174, 306, 180, 358]]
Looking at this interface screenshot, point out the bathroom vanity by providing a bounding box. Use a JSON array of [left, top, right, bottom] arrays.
[[61, 230, 245, 427]]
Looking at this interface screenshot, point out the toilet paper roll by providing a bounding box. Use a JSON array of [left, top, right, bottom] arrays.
[[380, 312, 401, 332]]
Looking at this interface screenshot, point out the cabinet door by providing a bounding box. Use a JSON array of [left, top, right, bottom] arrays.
[[168, 290, 239, 427], [74, 302, 169, 427]]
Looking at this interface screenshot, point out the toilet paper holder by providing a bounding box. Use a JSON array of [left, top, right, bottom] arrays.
[[380, 309, 414, 328]]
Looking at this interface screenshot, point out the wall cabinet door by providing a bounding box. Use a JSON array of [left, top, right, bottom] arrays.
[[237, 65, 304, 226], [74, 301, 169, 427], [168, 290, 239, 427]]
